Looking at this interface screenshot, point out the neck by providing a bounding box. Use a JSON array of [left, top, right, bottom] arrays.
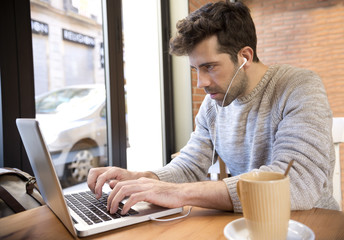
[[244, 61, 269, 96]]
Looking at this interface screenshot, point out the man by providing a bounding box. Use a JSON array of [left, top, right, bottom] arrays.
[[88, 1, 339, 215]]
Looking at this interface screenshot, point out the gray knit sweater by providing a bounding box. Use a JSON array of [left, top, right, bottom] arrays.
[[153, 64, 339, 212]]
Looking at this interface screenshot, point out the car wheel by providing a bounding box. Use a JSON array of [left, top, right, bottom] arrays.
[[62, 142, 99, 187]]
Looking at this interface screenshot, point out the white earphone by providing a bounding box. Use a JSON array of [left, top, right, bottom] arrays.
[[221, 57, 247, 107], [239, 57, 247, 70]]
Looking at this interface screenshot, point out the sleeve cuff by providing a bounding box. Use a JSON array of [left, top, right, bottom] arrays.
[[151, 168, 174, 182], [223, 176, 242, 213]]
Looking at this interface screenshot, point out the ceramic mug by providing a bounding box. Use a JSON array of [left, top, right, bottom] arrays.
[[237, 171, 290, 240]]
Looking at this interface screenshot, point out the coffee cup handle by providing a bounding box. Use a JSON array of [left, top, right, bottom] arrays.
[[236, 180, 241, 200]]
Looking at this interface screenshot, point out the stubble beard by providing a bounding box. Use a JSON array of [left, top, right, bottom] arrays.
[[218, 72, 248, 107]]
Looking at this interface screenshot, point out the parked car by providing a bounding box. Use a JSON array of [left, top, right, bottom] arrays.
[[35, 84, 108, 187]]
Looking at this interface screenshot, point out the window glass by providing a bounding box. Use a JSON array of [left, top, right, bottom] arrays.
[[30, 0, 167, 187], [30, 0, 107, 188]]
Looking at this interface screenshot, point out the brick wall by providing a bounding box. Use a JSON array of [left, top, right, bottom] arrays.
[[188, 0, 344, 210]]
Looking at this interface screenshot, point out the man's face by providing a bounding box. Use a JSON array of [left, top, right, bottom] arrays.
[[189, 35, 247, 106]]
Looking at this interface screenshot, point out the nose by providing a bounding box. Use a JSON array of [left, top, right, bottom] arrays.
[[197, 70, 211, 89]]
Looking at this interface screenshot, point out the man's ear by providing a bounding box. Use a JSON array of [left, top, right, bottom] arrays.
[[238, 46, 254, 67]]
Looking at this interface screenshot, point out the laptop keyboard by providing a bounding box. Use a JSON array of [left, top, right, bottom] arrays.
[[65, 191, 139, 225]]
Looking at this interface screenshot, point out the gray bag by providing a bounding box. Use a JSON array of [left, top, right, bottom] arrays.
[[0, 167, 45, 218]]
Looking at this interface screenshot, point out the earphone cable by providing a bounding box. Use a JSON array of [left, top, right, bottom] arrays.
[[212, 59, 246, 166], [148, 206, 193, 222], [221, 60, 246, 107]]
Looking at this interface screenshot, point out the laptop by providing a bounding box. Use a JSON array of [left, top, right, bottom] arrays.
[[16, 118, 183, 237]]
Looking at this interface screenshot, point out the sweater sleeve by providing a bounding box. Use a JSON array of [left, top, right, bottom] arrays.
[[268, 70, 338, 211], [152, 96, 215, 183]]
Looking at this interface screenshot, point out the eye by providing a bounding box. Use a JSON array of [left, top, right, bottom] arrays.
[[205, 65, 214, 71]]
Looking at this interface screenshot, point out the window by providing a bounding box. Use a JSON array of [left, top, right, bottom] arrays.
[[30, 0, 108, 187], [0, 0, 174, 183]]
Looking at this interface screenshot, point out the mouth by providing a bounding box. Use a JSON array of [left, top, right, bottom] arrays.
[[205, 88, 223, 101], [209, 92, 221, 100], [209, 93, 217, 99]]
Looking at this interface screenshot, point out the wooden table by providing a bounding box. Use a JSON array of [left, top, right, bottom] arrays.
[[0, 205, 343, 240]]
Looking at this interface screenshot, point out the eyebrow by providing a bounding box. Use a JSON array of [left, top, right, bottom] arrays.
[[190, 61, 218, 69]]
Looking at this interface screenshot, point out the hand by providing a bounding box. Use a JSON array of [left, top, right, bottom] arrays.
[[107, 177, 184, 215], [87, 167, 138, 199]]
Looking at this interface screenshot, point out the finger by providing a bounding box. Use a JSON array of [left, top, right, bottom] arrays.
[[121, 192, 148, 214], [106, 180, 121, 211], [87, 167, 108, 193], [108, 180, 118, 189], [94, 168, 120, 198], [107, 180, 139, 212], [107, 181, 151, 214], [87, 168, 99, 192]]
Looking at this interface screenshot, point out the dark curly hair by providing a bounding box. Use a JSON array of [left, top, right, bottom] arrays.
[[169, 0, 259, 63]]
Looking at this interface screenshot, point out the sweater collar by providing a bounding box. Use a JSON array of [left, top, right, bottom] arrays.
[[235, 64, 278, 104]]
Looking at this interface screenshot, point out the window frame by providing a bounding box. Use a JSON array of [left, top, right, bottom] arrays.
[[102, 0, 127, 168], [0, 0, 35, 172]]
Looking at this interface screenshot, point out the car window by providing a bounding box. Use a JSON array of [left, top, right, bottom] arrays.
[[36, 88, 92, 114]]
